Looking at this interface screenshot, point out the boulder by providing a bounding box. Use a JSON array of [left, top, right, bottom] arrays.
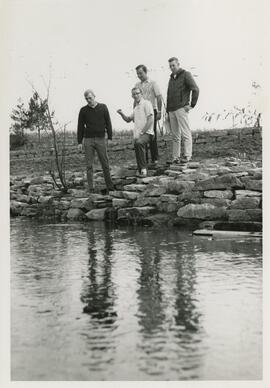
[[188, 162, 201, 169], [57, 200, 71, 210], [67, 208, 86, 220], [109, 190, 125, 198], [134, 196, 160, 207], [29, 176, 45, 185], [230, 197, 261, 209], [123, 184, 147, 192], [201, 198, 231, 208], [195, 174, 244, 191], [178, 190, 202, 204], [144, 185, 167, 197], [117, 206, 156, 223], [177, 203, 227, 220], [70, 197, 94, 211], [21, 205, 39, 217], [122, 191, 139, 200], [10, 200, 28, 216], [235, 190, 262, 198], [178, 172, 209, 182], [241, 178, 262, 192], [38, 195, 54, 204], [227, 209, 262, 222], [157, 201, 179, 213], [203, 190, 233, 199], [85, 208, 107, 221], [160, 194, 178, 203], [167, 180, 195, 194], [112, 198, 131, 208]]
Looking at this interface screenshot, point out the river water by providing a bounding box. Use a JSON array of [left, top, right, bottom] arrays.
[[10, 219, 262, 380]]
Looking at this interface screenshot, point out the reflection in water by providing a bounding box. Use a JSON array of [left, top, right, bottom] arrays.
[[81, 227, 117, 323], [173, 242, 200, 332], [80, 226, 118, 370], [136, 232, 165, 334], [10, 220, 262, 380]]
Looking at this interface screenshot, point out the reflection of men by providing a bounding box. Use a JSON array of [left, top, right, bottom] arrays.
[[77, 89, 114, 193], [166, 57, 199, 165], [135, 64, 162, 165], [117, 87, 154, 178]]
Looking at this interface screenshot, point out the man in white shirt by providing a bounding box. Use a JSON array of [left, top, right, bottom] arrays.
[[135, 64, 162, 165], [117, 87, 154, 177]]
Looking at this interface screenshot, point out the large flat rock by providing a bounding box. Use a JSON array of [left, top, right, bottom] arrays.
[[203, 190, 233, 199], [195, 174, 244, 191], [177, 203, 227, 220]]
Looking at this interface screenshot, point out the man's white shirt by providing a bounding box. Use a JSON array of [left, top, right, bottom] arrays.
[[129, 99, 154, 139]]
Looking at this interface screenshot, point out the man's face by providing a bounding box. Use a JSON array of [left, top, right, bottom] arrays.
[[136, 68, 147, 82], [85, 93, 96, 106], [132, 89, 142, 103], [169, 60, 180, 74]]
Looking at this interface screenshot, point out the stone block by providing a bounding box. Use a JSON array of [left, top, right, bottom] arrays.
[[134, 196, 160, 207], [235, 190, 262, 198], [203, 190, 233, 199], [230, 197, 261, 209], [117, 206, 156, 223], [85, 208, 107, 221], [241, 178, 262, 192], [122, 191, 140, 200], [195, 174, 244, 191], [123, 184, 147, 192], [144, 185, 167, 197], [177, 203, 227, 220], [160, 194, 178, 203], [67, 208, 86, 220], [112, 198, 131, 208], [201, 198, 231, 208], [167, 180, 195, 194], [156, 201, 179, 213]]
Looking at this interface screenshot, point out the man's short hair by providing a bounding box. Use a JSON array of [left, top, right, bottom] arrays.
[[84, 89, 95, 98], [135, 64, 148, 73], [168, 57, 179, 63], [131, 86, 142, 94]]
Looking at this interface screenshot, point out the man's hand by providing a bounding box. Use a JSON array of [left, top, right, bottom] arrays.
[[107, 139, 113, 145], [184, 105, 192, 113], [156, 111, 162, 120], [78, 144, 83, 153]]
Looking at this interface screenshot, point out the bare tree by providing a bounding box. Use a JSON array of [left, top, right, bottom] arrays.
[[28, 79, 69, 193]]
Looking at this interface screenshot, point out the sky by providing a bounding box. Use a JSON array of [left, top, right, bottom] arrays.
[[1, 0, 269, 132]]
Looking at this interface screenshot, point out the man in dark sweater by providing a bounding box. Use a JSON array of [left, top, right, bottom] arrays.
[[77, 89, 114, 193], [166, 57, 199, 165]]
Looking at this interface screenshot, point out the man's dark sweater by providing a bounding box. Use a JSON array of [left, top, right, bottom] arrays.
[[77, 103, 112, 144], [167, 69, 199, 112]]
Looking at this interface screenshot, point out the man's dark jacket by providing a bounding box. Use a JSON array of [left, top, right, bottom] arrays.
[[77, 103, 112, 144], [167, 69, 199, 112]]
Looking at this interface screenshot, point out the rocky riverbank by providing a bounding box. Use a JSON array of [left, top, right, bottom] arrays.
[[10, 156, 262, 231]]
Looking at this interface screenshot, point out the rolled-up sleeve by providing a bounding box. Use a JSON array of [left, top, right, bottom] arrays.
[[144, 100, 154, 117], [152, 81, 161, 97]]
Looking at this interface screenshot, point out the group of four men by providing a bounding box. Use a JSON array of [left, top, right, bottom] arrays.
[[77, 57, 199, 193]]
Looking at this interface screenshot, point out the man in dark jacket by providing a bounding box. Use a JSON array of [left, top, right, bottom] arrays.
[[77, 89, 114, 193], [166, 57, 199, 165]]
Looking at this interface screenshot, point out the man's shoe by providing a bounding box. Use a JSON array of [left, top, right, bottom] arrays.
[[138, 168, 147, 178], [180, 157, 190, 165]]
